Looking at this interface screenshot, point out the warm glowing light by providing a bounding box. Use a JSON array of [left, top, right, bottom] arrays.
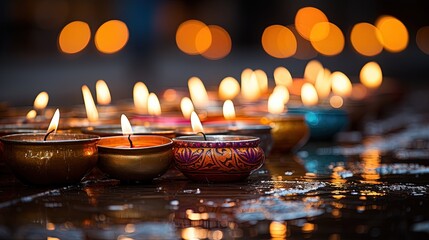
[[254, 69, 268, 93], [188, 77, 209, 109], [190, 111, 204, 133], [268, 93, 285, 114], [304, 60, 323, 84], [330, 95, 344, 108], [180, 97, 194, 119], [223, 100, 236, 120], [330, 72, 352, 97], [416, 26, 429, 55], [26, 110, 37, 120], [95, 20, 129, 54], [302, 223, 315, 233], [272, 85, 290, 104], [201, 25, 231, 59], [133, 82, 149, 114], [288, 78, 307, 96], [58, 21, 91, 54], [351, 83, 368, 100], [163, 89, 178, 102], [376, 15, 408, 52], [241, 72, 260, 101], [124, 224, 135, 233], [301, 83, 318, 106], [147, 93, 161, 116], [121, 114, 133, 135], [47, 109, 60, 133], [81, 85, 99, 122], [295, 7, 329, 40], [95, 80, 111, 105], [310, 22, 344, 56], [262, 25, 297, 58], [241, 68, 253, 82], [314, 68, 331, 100], [34, 91, 49, 110], [46, 222, 55, 231], [351, 23, 383, 56], [274, 66, 292, 87], [270, 221, 287, 239], [176, 20, 212, 55], [360, 62, 383, 89], [218, 77, 240, 100]]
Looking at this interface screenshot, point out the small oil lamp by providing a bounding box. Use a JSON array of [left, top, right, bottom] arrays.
[[97, 114, 173, 183], [0, 109, 100, 185]]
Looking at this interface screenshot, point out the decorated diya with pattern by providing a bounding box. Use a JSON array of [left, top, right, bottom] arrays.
[[172, 135, 265, 182]]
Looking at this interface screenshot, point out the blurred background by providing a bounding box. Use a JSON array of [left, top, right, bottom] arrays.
[[1, 0, 429, 107]]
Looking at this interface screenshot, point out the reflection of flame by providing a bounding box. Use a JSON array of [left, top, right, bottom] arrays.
[[95, 80, 111, 105], [81, 85, 99, 122], [223, 100, 236, 120], [361, 149, 381, 182], [268, 92, 285, 114], [47, 109, 60, 133], [274, 66, 292, 87], [180, 97, 194, 119], [241, 72, 260, 101], [270, 221, 287, 239], [331, 71, 352, 97], [133, 82, 149, 114], [26, 110, 37, 120], [147, 93, 161, 116], [301, 83, 319, 106], [34, 91, 49, 110], [188, 77, 209, 109], [218, 77, 240, 100], [360, 61, 382, 89], [190, 111, 204, 133], [121, 114, 133, 135]]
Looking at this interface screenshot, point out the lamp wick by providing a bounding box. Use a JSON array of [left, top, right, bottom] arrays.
[[128, 134, 134, 148], [197, 131, 207, 141], [43, 129, 55, 141]]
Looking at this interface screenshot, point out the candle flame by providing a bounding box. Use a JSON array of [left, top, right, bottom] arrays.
[[95, 80, 111, 105], [304, 60, 323, 84], [314, 68, 331, 100], [34, 91, 49, 110], [241, 72, 260, 101], [133, 82, 149, 114], [301, 83, 319, 106], [218, 77, 240, 100], [331, 71, 352, 97], [268, 93, 285, 114], [47, 109, 60, 133], [272, 85, 290, 104], [360, 61, 382, 89], [274, 66, 292, 87], [254, 69, 268, 93], [81, 85, 99, 122], [121, 114, 133, 135], [190, 111, 204, 133], [223, 100, 236, 120], [188, 77, 209, 109], [180, 97, 194, 119], [147, 93, 161, 116], [26, 110, 37, 120]]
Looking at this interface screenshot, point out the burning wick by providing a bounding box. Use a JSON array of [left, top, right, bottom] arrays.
[[197, 131, 207, 141], [44, 108, 60, 141], [43, 129, 55, 141], [127, 134, 134, 148]]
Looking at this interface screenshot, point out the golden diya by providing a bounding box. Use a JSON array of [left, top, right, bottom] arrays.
[[172, 111, 265, 183], [0, 109, 100, 185], [97, 114, 173, 183]]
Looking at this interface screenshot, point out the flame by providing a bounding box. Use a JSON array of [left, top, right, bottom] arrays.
[[133, 82, 149, 114], [47, 109, 60, 133], [81, 85, 99, 122], [268, 93, 285, 114], [301, 83, 319, 106], [314, 68, 331, 99], [304, 60, 323, 84], [190, 111, 204, 133], [241, 72, 260, 101], [330, 95, 344, 108], [180, 97, 194, 119], [274, 66, 292, 87], [331, 71, 352, 97], [147, 93, 161, 116], [95, 80, 111, 105], [360, 62, 382, 89], [272, 85, 290, 104], [254, 69, 268, 93], [26, 110, 37, 120], [223, 100, 236, 120], [188, 77, 209, 109], [121, 114, 133, 135], [34, 91, 49, 110], [218, 77, 240, 100]]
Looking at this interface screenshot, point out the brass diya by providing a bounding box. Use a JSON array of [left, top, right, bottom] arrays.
[[97, 135, 173, 182], [0, 133, 100, 185], [81, 125, 176, 138], [172, 135, 265, 183]]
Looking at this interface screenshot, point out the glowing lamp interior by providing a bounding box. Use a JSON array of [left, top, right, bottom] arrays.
[[81, 85, 99, 122], [34, 91, 49, 110], [360, 61, 383, 89], [331, 71, 352, 97], [96, 80, 111, 105], [121, 114, 133, 135], [147, 93, 162, 116], [133, 82, 149, 114], [223, 100, 236, 120], [268, 93, 285, 114], [218, 77, 240, 100], [47, 109, 60, 133], [180, 97, 194, 119], [191, 111, 204, 133], [301, 83, 319, 106], [188, 77, 209, 109]]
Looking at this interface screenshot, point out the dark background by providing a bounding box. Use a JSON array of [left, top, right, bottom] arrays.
[[1, 0, 429, 107]]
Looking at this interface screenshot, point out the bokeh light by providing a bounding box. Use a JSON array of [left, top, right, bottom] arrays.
[[295, 7, 329, 40], [274, 66, 293, 86], [95, 20, 129, 54], [201, 25, 231, 59], [351, 22, 383, 56], [310, 22, 344, 56], [375, 15, 408, 52], [416, 26, 429, 55], [262, 25, 297, 58], [176, 20, 212, 55], [360, 61, 383, 89], [58, 21, 91, 54]]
